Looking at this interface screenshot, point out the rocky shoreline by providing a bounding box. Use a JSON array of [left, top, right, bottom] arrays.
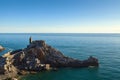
[[0, 40, 99, 80]]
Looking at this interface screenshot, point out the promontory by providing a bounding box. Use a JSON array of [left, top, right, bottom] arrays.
[[0, 39, 99, 79]]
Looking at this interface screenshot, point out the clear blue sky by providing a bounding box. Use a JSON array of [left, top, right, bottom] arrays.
[[0, 0, 120, 33]]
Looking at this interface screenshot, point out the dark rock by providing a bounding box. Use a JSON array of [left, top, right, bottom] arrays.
[[0, 56, 6, 74], [10, 49, 23, 55]]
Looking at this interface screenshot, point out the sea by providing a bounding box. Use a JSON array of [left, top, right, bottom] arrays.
[[0, 33, 120, 80]]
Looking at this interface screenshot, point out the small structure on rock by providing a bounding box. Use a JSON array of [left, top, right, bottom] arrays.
[[29, 36, 32, 44]]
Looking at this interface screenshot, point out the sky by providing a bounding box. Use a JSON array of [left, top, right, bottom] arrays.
[[0, 0, 120, 33]]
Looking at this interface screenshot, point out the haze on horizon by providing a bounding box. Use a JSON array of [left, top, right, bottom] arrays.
[[0, 0, 120, 33]]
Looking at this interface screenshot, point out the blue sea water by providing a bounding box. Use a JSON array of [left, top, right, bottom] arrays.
[[0, 33, 120, 80]]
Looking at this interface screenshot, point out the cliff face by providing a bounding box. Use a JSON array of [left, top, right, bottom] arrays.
[[0, 40, 99, 77]]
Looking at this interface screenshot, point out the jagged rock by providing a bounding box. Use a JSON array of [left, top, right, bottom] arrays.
[[10, 49, 23, 55], [0, 56, 6, 74], [0, 45, 5, 52], [0, 52, 18, 80], [12, 40, 98, 70], [0, 40, 99, 79]]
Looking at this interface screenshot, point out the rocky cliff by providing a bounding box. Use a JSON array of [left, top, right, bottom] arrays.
[[0, 40, 99, 79]]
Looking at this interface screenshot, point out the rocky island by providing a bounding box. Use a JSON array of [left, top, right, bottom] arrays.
[[0, 45, 5, 52], [0, 38, 99, 80]]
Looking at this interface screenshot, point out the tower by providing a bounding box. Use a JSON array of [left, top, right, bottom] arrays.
[[29, 36, 32, 44]]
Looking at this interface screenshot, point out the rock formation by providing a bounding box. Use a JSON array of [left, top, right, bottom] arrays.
[[0, 45, 5, 52], [0, 40, 99, 79]]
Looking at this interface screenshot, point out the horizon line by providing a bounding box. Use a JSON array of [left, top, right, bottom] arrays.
[[0, 32, 120, 34]]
